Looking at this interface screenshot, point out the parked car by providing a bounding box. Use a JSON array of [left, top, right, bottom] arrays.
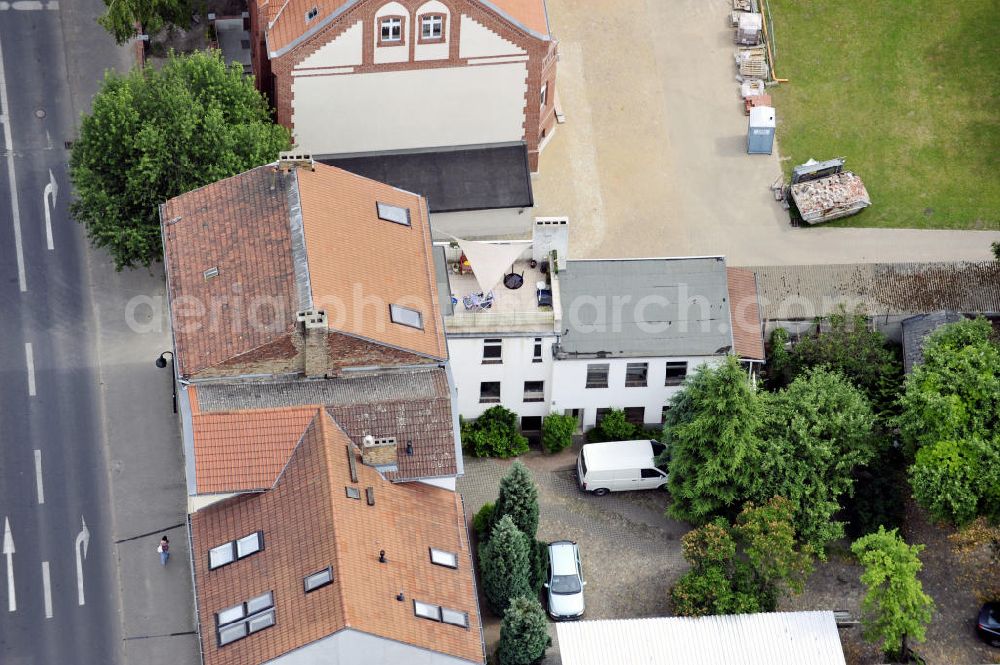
[[978, 602, 1000, 647], [576, 439, 668, 496], [544, 540, 585, 620]]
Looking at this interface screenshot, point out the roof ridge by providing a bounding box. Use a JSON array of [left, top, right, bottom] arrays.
[[317, 412, 353, 628]]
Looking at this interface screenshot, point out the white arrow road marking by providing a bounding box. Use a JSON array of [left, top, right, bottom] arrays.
[[0, 32, 27, 291], [34, 450, 44, 504], [25, 343, 36, 396], [75, 516, 89, 606], [3, 517, 14, 612], [41, 561, 52, 618], [43, 168, 57, 250]]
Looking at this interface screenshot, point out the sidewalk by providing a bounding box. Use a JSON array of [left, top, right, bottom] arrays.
[[89, 256, 200, 665]]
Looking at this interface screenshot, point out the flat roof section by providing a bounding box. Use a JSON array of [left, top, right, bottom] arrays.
[[324, 145, 534, 213]]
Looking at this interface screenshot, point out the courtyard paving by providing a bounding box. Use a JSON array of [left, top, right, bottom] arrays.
[[532, 0, 1000, 264]]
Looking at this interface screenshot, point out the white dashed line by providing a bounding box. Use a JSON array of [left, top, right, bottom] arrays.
[[41, 561, 52, 618], [34, 450, 44, 504], [25, 343, 36, 396]]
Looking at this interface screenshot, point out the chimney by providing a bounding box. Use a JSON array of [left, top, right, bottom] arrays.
[[297, 309, 328, 377], [277, 150, 315, 172], [532, 217, 569, 270], [361, 434, 398, 468]]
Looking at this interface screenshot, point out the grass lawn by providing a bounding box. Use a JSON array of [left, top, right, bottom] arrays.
[[767, 0, 1000, 230]]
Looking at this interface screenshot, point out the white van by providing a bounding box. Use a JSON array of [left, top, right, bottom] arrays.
[[576, 440, 668, 496]]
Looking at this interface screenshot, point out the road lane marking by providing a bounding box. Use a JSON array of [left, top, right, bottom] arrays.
[[0, 33, 27, 292], [3, 517, 14, 612], [75, 516, 89, 606], [25, 343, 36, 396], [41, 561, 52, 618], [0, 1, 60, 9], [34, 450, 44, 504], [43, 169, 58, 250]]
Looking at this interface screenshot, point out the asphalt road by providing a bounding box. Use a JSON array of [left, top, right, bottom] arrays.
[[0, 4, 124, 663]]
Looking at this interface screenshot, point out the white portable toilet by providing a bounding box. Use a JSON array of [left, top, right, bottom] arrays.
[[747, 106, 776, 155]]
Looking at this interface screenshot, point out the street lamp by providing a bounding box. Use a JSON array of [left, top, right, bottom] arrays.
[[155, 351, 176, 413]]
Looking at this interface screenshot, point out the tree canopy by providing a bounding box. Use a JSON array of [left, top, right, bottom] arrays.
[[99, 0, 193, 45], [671, 497, 813, 617], [493, 462, 540, 542], [664, 356, 762, 523], [479, 515, 533, 615], [497, 596, 550, 665], [852, 527, 934, 660], [462, 406, 529, 458], [753, 368, 877, 553], [899, 318, 1000, 524], [69, 51, 290, 270]]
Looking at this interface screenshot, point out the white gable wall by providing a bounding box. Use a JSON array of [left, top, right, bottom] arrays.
[[292, 63, 528, 155], [268, 628, 480, 664], [298, 21, 363, 69], [459, 14, 524, 58]]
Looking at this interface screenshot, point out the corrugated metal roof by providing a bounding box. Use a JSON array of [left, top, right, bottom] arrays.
[[901, 310, 964, 374], [556, 257, 734, 358], [557, 612, 845, 665], [746, 261, 1000, 320]]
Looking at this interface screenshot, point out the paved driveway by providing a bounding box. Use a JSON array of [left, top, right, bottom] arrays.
[[458, 450, 689, 661], [533, 0, 1000, 264]]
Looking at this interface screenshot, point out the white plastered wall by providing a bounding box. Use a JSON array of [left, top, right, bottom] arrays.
[[459, 13, 524, 58], [448, 335, 555, 421], [430, 207, 534, 240], [296, 20, 363, 69], [550, 356, 724, 429], [374, 2, 410, 64], [292, 63, 528, 154]]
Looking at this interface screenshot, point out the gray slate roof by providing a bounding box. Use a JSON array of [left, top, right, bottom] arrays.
[[901, 311, 964, 374], [323, 144, 533, 213], [746, 261, 1000, 320], [555, 257, 734, 358]]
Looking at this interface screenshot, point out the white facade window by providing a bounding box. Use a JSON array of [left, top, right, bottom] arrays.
[[216, 591, 275, 647], [480, 381, 501, 403], [523, 381, 544, 403], [376, 201, 410, 226], [585, 363, 609, 389], [540, 82, 548, 108], [389, 304, 423, 329], [430, 548, 458, 569], [625, 362, 649, 387], [483, 338, 503, 364], [380, 17, 402, 42], [209, 531, 263, 570], [664, 361, 688, 386], [532, 338, 543, 363], [304, 567, 334, 593], [421, 14, 443, 39]]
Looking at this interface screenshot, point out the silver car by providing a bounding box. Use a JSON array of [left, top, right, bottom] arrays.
[[545, 540, 585, 620]]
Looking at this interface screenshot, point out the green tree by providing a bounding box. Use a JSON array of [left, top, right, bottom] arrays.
[[479, 516, 533, 615], [98, 0, 193, 45], [664, 356, 762, 523], [462, 406, 529, 458], [752, 368, 877, 553], [852, 527, 935, 661], [473, 502, 495, 543], [494, 462, 540, 541], [497, 596, 551, 665], [541, 413, 576, 453], [992, 240, 1000, 261], [671, 498, 812, 616], [69, 51, 290, 270], [784, 310, 902, 416], [898, 318, 1000, 524]]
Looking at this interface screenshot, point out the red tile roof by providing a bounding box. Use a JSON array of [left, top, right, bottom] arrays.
[[190, 410, 483, 665], [193, 406, 320, 493], [162, 166, 298, 378], [727, 267, 765, 361]]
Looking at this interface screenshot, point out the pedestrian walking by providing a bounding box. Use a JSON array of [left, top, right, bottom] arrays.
[[158, 536, 170, 566]]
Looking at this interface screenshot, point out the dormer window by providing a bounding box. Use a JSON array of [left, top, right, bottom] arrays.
[[420, 14, 444, 40], [389, 304, 423, 330], [379, 16, 403, 44]]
